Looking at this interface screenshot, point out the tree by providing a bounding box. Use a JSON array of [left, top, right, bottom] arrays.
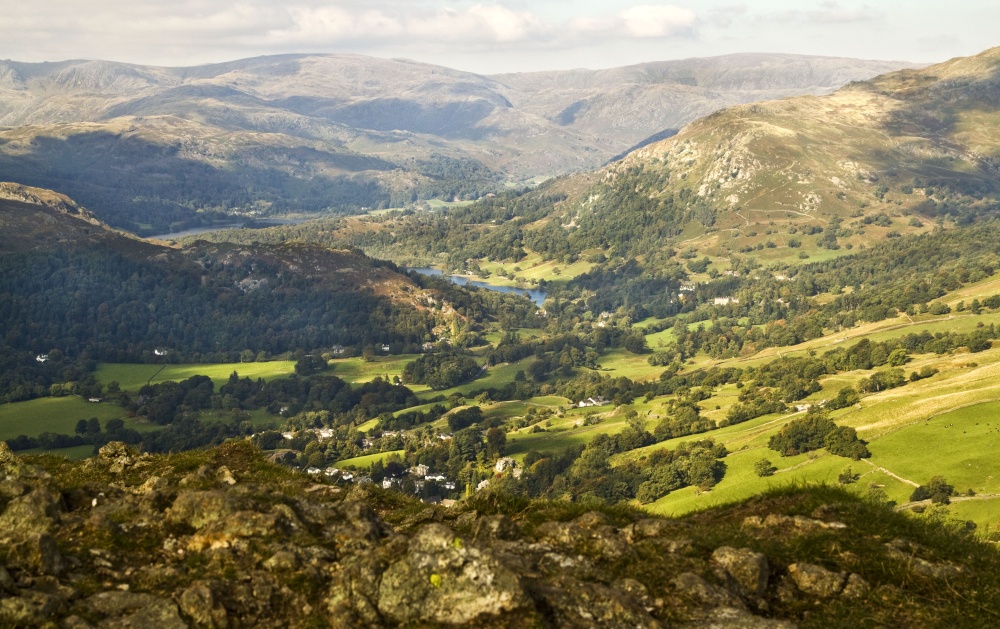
[[824, 426, 870, 460], [754, 458, 777, 477], [485, 427, 506, 460], [838, 466, 860, 484], [911, 476, 955, 504]]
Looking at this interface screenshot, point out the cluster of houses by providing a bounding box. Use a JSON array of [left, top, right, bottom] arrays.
[[302, 456, 523, 509], [282, 427, 337, 441]]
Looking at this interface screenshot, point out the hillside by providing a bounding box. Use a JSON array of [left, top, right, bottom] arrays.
[[0, 185, 508, 382], [554, 45, 1000, 261], [3, 440, 1000, 628], [0, 53, 908, 234]]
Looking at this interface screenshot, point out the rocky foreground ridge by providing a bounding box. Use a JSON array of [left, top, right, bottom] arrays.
[[0, 441, 996, 628]]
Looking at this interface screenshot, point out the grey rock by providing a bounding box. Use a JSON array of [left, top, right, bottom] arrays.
[[166, 490, 241, 529], [179, 581, 229, 628], [473, 514, 521, 541], [0, 590, 69, 625], [623, 518, 674, 543], [376, 523, 529, 625], [8, 533, 65, 575], [682, 606, 797, 628], [95, 442, 137, 474], [264, 550, 300, 572], [712, 546, 769, 598], [0, 565, 15, 593], [787, 563, 848, 597], [841, 573, 870, 599], [535, 518, 628, 558], [884, 539, 966, 579], [672, 572, 745, 609], [529, 576, 661, 628], [85, 591, 187, 629], [0, 441, 15, 467], [0, 488, 62, 539], [743, 514, 847, 533]]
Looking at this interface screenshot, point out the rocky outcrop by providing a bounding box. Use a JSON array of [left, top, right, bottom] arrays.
[[0, 442, 993, 627]]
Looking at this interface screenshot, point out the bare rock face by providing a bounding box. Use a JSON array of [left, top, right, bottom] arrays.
[[376, 523, 529, 625], [712, 546, 770, 598]]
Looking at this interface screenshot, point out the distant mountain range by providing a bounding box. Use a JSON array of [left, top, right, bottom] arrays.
[[0, 53, 910, 234]]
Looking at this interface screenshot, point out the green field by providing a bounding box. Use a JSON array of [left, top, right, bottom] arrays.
[[867, 401, 1000, 494], [416, 358, 531, 401], [0, 397, 133, 441], [335, 449, 404, 469], [95, 361, 297, 391], [330, 355, 422, 387]]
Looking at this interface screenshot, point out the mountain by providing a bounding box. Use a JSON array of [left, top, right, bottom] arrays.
[[0, 53, 910, 234], [538, 46, 1000, 261], [331, 45, 998, 271]]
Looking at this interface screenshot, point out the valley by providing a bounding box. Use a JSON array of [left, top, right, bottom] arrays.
[[4, 43, 1000, 628]]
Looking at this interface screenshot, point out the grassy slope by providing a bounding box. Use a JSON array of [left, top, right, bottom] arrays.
[[95, 361, 297, 391], [0, 397, 148, 441]]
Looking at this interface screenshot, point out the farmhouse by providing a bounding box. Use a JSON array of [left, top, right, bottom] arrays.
[[154, 348, 168, 356], [578, 396, 609, 408], [35, 354, 48, 363]]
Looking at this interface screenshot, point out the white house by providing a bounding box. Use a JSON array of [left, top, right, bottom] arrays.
[[713, 297, 739, 306], [154, 349, 168, 356], [578, 396, 608, 408], [331, 345, 346, 356], [35, 354, 49, 363], [411, 464, 430, 477], [425, 474, 447, 482], [476, 479, 490, 491]]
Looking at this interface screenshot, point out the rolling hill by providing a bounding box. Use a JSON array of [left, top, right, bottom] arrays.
[[0, 53, 909, 233], [282, 45, 1000, 277]]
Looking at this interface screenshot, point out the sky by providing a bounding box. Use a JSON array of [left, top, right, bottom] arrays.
[[0, 0, 997, 73]]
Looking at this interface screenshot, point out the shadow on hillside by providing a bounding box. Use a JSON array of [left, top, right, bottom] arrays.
[[0, 131, 396, 235]]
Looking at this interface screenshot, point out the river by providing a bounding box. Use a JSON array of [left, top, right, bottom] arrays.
[[408, 267, 547, 306]]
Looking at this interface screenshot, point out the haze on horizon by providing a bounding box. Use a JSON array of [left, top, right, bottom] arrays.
[[0, 0, 996, 74]]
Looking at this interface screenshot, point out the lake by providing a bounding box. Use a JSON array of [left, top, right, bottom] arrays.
[[148, 218, 307, 240], [408, 267, 547, 306]]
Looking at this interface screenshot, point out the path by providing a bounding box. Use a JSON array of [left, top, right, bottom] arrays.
[[861, 459, 919, 487]]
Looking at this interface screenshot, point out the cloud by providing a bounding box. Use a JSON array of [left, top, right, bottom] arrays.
[[277, 4, 548, 48], [771, 2, 882, 25], [618, 5, 698, 38], [0, 1, 699, 67], [569, 4, 697, 40]]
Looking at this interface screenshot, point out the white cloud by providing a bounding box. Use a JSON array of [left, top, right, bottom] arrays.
[[618, 5, 697, 38], [771, 2, 882, 25]]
